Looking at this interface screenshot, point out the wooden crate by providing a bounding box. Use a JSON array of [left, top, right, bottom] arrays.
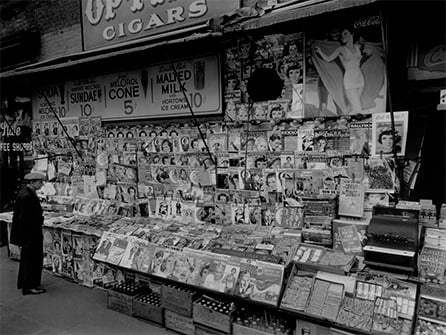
[[107, 289, 134, 315], [195, 324, 229, 335], [232, 323, 275, 335], [161, 284, 197, 317], [193, 297, 233, 334], [106, 282, 144, 316], [133, 292, 163, 325], [164, 309, 195, 335]]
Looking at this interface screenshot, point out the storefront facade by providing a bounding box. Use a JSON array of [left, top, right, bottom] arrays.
[[1, 0, 445, 333]]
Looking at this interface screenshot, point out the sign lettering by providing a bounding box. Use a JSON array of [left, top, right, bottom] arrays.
[[81, 0, 239, 50]]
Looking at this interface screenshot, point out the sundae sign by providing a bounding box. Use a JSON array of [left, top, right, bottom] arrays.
[[81, 0, 239, 50]]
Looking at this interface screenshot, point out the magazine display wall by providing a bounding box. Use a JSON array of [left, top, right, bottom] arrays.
[[18, 7, 444, 335]]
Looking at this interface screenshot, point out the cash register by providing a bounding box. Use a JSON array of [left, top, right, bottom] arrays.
[[363, 207, 419, 273]]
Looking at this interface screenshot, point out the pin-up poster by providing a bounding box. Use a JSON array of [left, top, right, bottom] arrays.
[[305, 11, 386, 117]]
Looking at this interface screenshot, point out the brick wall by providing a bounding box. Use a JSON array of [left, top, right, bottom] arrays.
[[0, 0, 82, 62]]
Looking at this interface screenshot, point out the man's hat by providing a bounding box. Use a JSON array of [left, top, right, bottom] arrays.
[[24, 172, 46, 181]]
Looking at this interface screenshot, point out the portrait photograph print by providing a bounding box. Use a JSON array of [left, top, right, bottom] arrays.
[[305, 11, 386, 117], [371, 111, 408, 157]]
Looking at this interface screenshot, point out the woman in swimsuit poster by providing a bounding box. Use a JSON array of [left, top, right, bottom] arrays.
[[306, 13, 386, 117]]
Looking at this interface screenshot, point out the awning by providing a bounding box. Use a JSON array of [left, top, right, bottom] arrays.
[[229, 0, 379, 31], [0, 28, 220, 79]]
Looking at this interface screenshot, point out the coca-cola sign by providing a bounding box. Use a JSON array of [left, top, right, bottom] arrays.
[[424, 45, 445, 69], [354, 15, 381, 28]]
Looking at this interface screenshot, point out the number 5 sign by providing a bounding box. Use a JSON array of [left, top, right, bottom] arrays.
[[32, 54, 222, 121]]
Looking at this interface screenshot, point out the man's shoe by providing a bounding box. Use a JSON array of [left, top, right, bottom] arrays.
[[22, 288, 46, 295]]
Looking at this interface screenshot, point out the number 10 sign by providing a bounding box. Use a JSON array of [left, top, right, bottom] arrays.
[[32, 54, 222, 121]]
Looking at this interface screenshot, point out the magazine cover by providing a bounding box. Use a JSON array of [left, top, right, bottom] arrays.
[[208, 133, 228, 153], [314, 129, 350, 153], [61, 231, 73, 257], [93, 232, 116, 262], [79, 117, 90, 137], [201, 254, 240, 294], [251, 102, 268, 121], [364, 157, 396, 192], [267, 130, 283, 152], [50, 119, 60, 137], [106, 235, 129, 265], [349, 120, 372, 155], [72, 234, 83, 259], [150, 247, 178, 278], [51, 254, 62, 274], [305, 11, 386, 117], [119, 238, 155, 273], [333, 219, 368, 253], [52, 229, 62, 255], [267, 101, 288, 122], [372, 111, 409, 157], [338, 180, 365, 217], [61, 255, 74, 278], [235, 259, 284, 306], [297, 127, 314, 152], [281, 206, 304, 229], [364, 192, 389, 209], [61, 117, 80, 138], [33, 121, 41, 135]]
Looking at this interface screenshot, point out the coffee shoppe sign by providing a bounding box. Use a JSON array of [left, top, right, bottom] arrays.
[[81, 0, 239, 50], [32, 55, 221, 121]]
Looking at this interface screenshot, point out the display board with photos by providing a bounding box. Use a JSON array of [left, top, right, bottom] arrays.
[[223, 10, 387, 120]]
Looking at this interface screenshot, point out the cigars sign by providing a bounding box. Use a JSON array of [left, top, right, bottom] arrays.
[[81, 0, 239, 50], [32, 55, 221, 121]]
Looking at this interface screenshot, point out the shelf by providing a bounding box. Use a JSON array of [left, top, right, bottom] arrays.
[[418, 316, 446, 327]]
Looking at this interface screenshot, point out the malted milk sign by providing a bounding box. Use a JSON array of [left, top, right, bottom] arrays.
[[32, 55, 221, 120], [81, 0, 239, 50]]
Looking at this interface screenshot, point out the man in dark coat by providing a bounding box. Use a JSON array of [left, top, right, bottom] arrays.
[[10, 172, 46, 295]]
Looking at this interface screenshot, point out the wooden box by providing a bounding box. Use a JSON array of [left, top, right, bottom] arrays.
[[107, 290, 134, 315], [133, 292, 163, 325], [161, 283, 197, 317], [193, 296, 233, 334], [164, 309, 195, 335], [106, 282, 144, 315], [195, 324, 230, 335], [232, 323, 274, 335]]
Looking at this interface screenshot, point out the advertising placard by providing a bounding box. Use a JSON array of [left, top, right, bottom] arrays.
[[32, 55, 221, 121], [81, 0, 239, 50]]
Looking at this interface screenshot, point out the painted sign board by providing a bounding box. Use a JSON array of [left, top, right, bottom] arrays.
[[81, 0, 239, 50], [32, 54, 221, 120]]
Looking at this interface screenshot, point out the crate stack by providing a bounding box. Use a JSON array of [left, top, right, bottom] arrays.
[[193, 296, 235, 335], [161, 283, 198, 335]]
